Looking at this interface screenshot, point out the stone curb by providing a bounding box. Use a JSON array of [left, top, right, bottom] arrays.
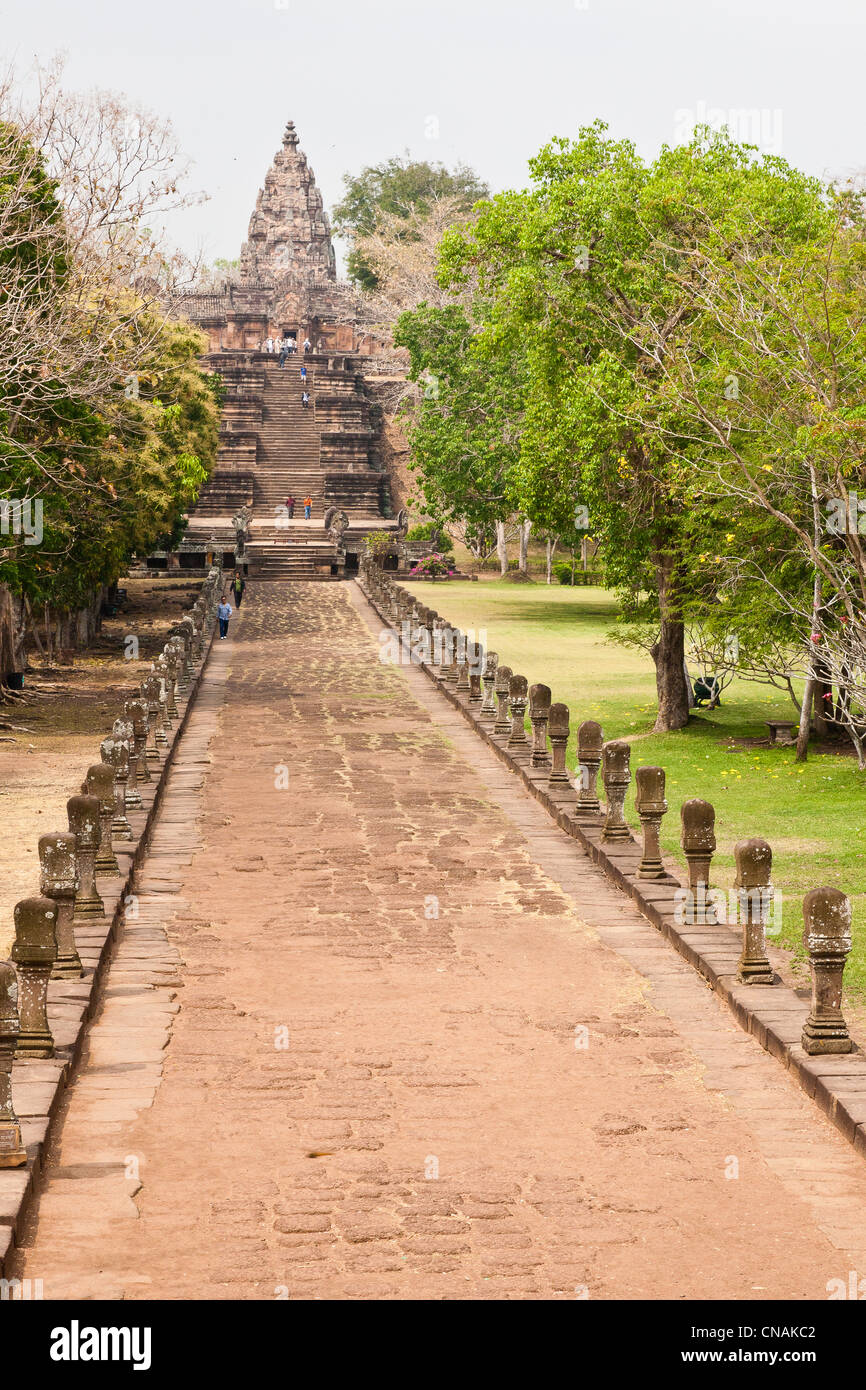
[[359, 581, 866, 1167], [0, 606, 217, 1278]]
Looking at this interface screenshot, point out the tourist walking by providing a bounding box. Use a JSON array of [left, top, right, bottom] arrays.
[[230, 571, 246, 608], [300, 364, 307, 383], [303, 496, 312, 520], [265, 336, 274, 354], [301, 390, 310, 409], [217, 597, 233, 639], [278, 337, 290, 368], [303, 337, 312, 355], [286, 495, 295, 519]]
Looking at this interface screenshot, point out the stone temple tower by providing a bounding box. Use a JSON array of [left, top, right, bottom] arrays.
[[239, 121, 337, 290], [183, 118, 377, 355]]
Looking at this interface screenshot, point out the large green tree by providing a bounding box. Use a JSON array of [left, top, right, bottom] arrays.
[[437, 123, 830, 730], [334, 155, 489, 291]]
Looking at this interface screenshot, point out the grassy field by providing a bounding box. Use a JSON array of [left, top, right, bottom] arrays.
[[405, 577, 866, 995]]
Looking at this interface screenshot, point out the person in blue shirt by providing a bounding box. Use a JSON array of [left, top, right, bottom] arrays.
[[217, 598, 233, 639]]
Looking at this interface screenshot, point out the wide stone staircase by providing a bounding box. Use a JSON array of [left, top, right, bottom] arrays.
[[183, 350, 394, 580]]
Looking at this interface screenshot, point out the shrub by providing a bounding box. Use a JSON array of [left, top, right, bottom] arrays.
[[554, 562, 575, 586], [405, 521, 454, 553], [409, 552, 451, 579]]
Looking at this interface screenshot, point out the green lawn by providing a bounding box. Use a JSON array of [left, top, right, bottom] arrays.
[[405, 578, 866, 994]]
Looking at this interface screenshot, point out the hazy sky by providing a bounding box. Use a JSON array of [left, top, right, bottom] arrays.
[[3, 0, 865, 270]]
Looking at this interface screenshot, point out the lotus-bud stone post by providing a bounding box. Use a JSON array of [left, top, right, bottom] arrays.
[[12, 896, 58, 1057], [433, 623, 450, 672], [140, 674, 164, 760], [39, 831, 83, 978], [635, 766, 667, 877], [468, 640, 484, 703], [601, 741, 632, 842], [113, 716, 141, 809], [576, 720, 603, 815], [446, 630, 462, 684], [802, 888, 853, 1054], [493, 666, 513, 735], [456, 634, 471, 692], [68, 794, 105, 920], [507, 675, 529, 748], [528, 684, 551, 767], [125, 698, 151, 784], [84, 763, 121, 877], [734, 839, 774, 985], [680, 799, 717, 925], [547, 703, 571, 786], [101, 737, 133, 840], [152, 665, 172, 740], [162, 646, 180, 717], [0, 963, 27, 1166], [480, 653, 499, 722]]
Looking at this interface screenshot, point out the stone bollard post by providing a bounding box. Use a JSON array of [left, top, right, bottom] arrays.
[[468, 639, 484, 703], [12, 896, 58, 1057], [113, 716, 141, 809], [493, 665, 513, 735], [480, 652, 499, 722], [456, 635, 471, 692], [528, 684, 552, 767], [635, 766, 667, 877], [680, 799, 717, 925], [802, 888, 853, 1054], [84, 763, 121, 877], [575, 720, 604, 815], [162, 646, 180, 717], [433, 620, 450, 671], [140, 673, 165, 760], [125, 698, 152, 784], [547, 703, 571, 786], [101, 737, 133, 841], [152, 664, 173, 740], [39, 831, 83, 978], [68, 794, 105, 919], [507, 675, 529, 748], [0, 962, 27, 1166], [446, 630, 462, 684], [734, 839, 774, 985], [601, 741, 632, 842]]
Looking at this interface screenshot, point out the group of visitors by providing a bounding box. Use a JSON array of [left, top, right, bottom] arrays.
[[217, 571, 247, 640], [262, 335, 313, 366], [285, 495, 314, 520]]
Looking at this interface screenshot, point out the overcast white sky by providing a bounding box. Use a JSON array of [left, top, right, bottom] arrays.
[[3, 0, 865, 271]]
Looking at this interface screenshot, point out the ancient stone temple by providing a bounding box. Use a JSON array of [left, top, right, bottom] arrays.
[[181, 120, 377, 359], [157, 121, 405, 581]]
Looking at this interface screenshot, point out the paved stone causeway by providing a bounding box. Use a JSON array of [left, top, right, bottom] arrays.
[[14, 582, 866, 1300]]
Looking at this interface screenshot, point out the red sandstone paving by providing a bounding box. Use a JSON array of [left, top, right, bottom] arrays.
[[14, 582, 866, 1300]]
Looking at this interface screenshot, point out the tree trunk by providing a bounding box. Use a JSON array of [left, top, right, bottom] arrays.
[[795, 675, 814, 762], [650, 550, 691, 732], [518, 519, 531, 573], [495, 520, 508, 577], [814, 660, 832, 739], [0, 584, 26, 686], [545, 537, 558, 585]]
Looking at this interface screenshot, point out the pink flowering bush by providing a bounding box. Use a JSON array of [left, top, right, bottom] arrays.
[[409, 552, 451, 579]]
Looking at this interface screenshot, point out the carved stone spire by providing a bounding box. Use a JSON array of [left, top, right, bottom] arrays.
[[239, 121, 336, 285]]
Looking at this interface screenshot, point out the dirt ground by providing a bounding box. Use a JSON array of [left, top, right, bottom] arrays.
[[0, 579, 203, 957]]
